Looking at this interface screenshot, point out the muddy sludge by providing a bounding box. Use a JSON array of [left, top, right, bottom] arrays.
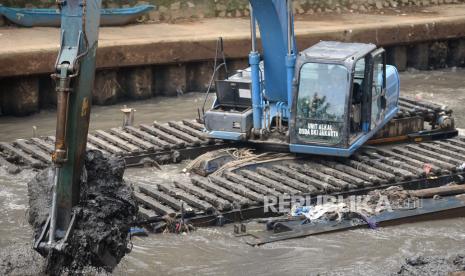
[[0, 243, 46, 276], [27, 150, 138, 275], [397, 254, 465, 275]]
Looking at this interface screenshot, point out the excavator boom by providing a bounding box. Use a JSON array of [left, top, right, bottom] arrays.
[[35, 0, 102, 253]]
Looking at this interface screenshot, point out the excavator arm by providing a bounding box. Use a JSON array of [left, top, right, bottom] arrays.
[[34, 0, 102, 253]]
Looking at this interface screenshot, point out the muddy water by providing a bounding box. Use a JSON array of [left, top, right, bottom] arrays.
[[0, 92, 212, 142], [400, 68, 465, 129], [118, 218, 465, 275], [0, 68, 464, 142], [1, 68, 465, 275], [0, 168, 34, 247], [119, 165, 465, 275]]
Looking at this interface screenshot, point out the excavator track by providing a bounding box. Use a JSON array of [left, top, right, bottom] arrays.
[[0, 119, 223, 170], [0, 97, 461, 224], [133, 137, 465, 225]]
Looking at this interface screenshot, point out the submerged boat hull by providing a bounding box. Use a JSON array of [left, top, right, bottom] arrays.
[[0, 5, 155, 27]]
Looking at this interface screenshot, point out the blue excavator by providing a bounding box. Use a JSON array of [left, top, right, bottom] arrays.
[[34, 0, 393, 255], [204, 0, 400, 157], [31, 0, 456, 257]]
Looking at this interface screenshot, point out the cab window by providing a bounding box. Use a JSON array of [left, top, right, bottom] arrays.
[[295, 63, 348, 145]]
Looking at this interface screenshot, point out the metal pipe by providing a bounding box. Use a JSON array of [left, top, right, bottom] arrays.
[[287, 0, 293, 55], [250, 52, 262, 131], [49, 168, 59, 244], [54, 92, 68, 158], [53, 65, 71, 165], [249, 3, 256, 52], [285, 0, 297, 113], [49, 64, 71, 244], [267, 108, 271, 131], [248, 2, 262, 132]]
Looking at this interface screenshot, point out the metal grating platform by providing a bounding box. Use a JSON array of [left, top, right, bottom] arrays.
[[133, 137, 465, 224], [0, 120, 222, 170]]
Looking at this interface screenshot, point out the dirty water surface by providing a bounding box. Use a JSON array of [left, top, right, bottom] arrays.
[[0, 68, 464, 143], [0, 68, 465, 275], [118, 165, 465, 276]]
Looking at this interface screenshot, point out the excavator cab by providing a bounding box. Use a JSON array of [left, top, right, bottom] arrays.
[[289, 41, 399, 156]]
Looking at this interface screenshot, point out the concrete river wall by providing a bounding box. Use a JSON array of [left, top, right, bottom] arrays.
[[0, 3, 464, 116]]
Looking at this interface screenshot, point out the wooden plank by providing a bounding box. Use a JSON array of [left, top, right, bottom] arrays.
[[86, 142, 110, 155], [435, 140, 465, 156], [138, 206, 159, 220], [289, 164, 355, 190], [239, 170, 300, 194], [361, 150, 426, 177], [0, 142, 42, 167], [153, 121, 201, 145], [391, 147, 455, 171], [134, 191, 176, 216], [140, 124, 186, 147], [321, 160, 384, 185], [109, 128, 158, 151], [312, 163, 369, 188], [400, 97, 443, 112], [14, 139, 51, 164], [417, 142, 465, 162], [168, 121, 209, 141], [191, 176, 250, 207], [450, 138, 465, 147], [374, 148, 443, 175], [256, 167, 311, 193], [406, 144, 463, 165], [409, 185, 465, 198], [157, 184, 215, 212], [87, 134, 125, 155], [352, 153, 415, 180], [124, 126, 171, 149], [274, 164, 339, 192], [139, 185, 194, 212], [343, 159, 397, 183], [182, 119, 205, 131], [223, 172, 280, 197], [211, 175, 265, 202], [30, 138, 54, 153], [174, 180, 231, 211], [95, 130, 141, 152]]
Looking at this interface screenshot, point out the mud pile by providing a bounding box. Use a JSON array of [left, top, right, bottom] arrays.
[[367, 185, 418, 210], [397, 254, 465, 275], [28, 150, 138, 275]]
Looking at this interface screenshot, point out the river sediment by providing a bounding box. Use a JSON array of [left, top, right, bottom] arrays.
[[27, 150, 138, 275]]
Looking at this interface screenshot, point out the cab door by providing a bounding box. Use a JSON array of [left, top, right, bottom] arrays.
[[369, 49, 387, 130]]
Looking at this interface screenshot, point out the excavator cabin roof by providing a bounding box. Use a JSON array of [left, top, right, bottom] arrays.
[[301, 41, 377, 62]]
